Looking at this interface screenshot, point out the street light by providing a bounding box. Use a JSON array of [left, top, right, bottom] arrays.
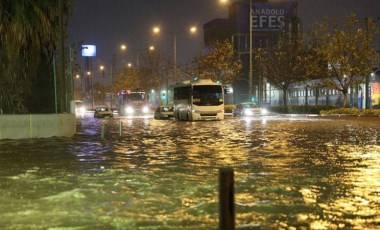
[[153, 25, 197, 105], [152, 25, 197, 79], [99, 65, 105, 78], [136, 45, 155, 67]]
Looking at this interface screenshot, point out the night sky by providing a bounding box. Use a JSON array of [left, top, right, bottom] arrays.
[[68, 0, 380, 74]]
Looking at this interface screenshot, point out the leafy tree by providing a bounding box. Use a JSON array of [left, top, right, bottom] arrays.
[[255, 18, 306, 106], [193, 40, 242, 84], [137, 50, 171, 90], [0, 0, 72, 113], [113, 67, 141, 92], [305, 14, 377, 107], [112, 49, 176, 105]]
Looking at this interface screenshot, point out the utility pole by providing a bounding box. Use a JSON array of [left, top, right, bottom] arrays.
[[59, 0, 66, 112], [249, 0, 253, 102]]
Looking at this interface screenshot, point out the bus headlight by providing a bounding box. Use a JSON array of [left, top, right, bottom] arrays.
[[126, 107, 134, 114], [142, 106, 149, 113], [261, 108, 268, 115]]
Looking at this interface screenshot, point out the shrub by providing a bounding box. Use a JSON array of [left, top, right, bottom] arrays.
[[224, 104, 236, 113], [320, 108, 380, 116], [270, 105, 335, 114]]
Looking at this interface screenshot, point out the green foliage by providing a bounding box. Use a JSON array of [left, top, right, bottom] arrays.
[[320, 108, 380, 116], [270, 106, 380, 116], [270, 105, 336, 114], [224, 104, 236, 113]]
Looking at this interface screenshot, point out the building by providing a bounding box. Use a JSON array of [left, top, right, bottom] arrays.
[[204, 1, 380, 109], [203, 0, 298, 105]]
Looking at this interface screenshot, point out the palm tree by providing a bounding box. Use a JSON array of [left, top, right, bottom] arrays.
[[0, 0, 72, 114]]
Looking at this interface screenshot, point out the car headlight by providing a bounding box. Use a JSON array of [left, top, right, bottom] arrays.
[[261, 108, 268, 115], [142, 106, 149, 113], [79, 107, 86, 113], [126, 107, 134, 114], [244, 109, 253, 116]]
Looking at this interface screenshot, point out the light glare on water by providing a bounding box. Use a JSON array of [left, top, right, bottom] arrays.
[[0, 115, 379, 229]]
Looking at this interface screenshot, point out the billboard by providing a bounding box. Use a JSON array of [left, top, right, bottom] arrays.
[[234, 2, 298, 33], [252, 2, 298, 31], [81, 45, 96, 57]]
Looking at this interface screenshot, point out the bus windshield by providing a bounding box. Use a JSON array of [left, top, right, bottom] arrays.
[[192, 85, 223, 106]]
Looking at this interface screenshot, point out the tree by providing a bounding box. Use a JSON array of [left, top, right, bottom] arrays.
[[193, 40, 242, 84], [0, 0, 72, 114], [306, 14, 377, 107], [137, 50, 171, 90], [112, 50, 172, 93], [113, 67, 141, 93], [255, 18, 306, 106]]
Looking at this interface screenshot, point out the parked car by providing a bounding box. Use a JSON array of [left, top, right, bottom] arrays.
[[154, 105, 174, 120], [232, 102, 268, 117], [94, 107, 114, 118]]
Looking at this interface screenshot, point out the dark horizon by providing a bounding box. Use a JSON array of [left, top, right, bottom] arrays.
[[68, 0, 380, 72]]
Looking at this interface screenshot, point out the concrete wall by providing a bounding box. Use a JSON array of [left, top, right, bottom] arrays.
[[0, 114, 76, 140]]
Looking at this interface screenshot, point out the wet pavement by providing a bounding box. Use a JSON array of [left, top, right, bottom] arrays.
[[0, 113, 379, 229]]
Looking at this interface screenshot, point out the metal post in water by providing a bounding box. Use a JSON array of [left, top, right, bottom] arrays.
[[101, 123, 105, 139], [118, 121, 122, 137], [219, 167, 235, 230]]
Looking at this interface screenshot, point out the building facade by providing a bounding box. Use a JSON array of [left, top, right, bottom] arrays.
[[204, 0, 298, 105], [203, 0, 380, 108]]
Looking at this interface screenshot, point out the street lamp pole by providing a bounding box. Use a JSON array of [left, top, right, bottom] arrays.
[[174, 33, 177, 79], [249, 0, 254, 101], [153, 26, 196, 105], [111, 53, 116, 109], [153, 26, 196, 78]]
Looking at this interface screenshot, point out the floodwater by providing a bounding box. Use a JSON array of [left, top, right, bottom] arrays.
[[0, 114, 379, 229]]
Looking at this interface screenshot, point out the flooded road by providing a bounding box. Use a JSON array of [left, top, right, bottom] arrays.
[[0, 114, 379, 229]]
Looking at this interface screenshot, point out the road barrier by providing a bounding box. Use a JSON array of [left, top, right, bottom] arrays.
[[219, 167, 235, 230], [100, 123, 105, 139], [119, 121, 123, 137]]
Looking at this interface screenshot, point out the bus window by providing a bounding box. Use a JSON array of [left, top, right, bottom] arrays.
[[193, 85, 223, 106]]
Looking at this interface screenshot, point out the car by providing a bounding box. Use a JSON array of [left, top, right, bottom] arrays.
[[232, 102, 268, 117], [75, 100, 86, 114], [154, 105, 174, 120], [94, 107, 114, 118]]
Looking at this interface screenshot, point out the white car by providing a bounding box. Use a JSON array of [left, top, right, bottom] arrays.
[[154, 106, 174, 120], [94, 107, 114, 118], [232, 102, 268, 117]]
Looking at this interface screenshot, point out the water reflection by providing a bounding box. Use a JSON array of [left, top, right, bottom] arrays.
[[0, 115, 379, 229]]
